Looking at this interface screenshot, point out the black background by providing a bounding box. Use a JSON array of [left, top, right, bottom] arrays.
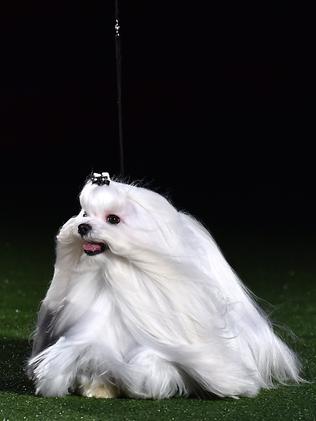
[[1, 2, 313, 239]]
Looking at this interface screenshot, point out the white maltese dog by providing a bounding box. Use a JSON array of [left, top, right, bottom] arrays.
[[28, 172, 300, 399]]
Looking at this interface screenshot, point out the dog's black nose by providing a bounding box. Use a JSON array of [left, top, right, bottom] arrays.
[[78, 223, 92, 237]]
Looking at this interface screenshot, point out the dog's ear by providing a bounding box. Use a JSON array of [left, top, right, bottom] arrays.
[[29, 218, 82, 363], [38, 218, 83, 310], [56, 217, 78, 244], [29, 304, 58, 359], [128, 186, 177, 220]]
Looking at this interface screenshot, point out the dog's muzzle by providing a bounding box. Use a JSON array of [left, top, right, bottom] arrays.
[[78, 224, 108, 256]]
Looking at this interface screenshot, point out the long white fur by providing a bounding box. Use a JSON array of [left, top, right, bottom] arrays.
[[28, 177, 301, 399]]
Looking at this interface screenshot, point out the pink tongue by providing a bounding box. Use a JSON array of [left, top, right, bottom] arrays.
[[83, 242, 102, 252]]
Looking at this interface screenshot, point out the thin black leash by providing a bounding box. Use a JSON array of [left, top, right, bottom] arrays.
[[115, 0, 125, 176]]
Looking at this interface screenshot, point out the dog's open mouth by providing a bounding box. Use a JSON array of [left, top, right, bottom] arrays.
[[82, 241, 107, 256]]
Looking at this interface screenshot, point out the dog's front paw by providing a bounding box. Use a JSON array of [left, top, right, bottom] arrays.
[[80, 382, 120, 399], [34, 374, 71, 397], [125, 348, 187, 399], [28, 338, 77, 397]]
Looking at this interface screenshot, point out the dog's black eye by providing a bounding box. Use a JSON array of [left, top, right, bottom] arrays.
[[107, 214, 120, 224], [83, 211, 88, 217]]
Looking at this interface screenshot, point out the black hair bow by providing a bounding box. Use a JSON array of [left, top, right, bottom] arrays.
[[90, 172, 110, 186]]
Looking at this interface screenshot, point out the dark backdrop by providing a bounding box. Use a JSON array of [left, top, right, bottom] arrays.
[[1, 2, 313, 240]]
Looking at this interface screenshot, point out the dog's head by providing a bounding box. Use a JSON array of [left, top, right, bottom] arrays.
[[61, 174, 181, 263]]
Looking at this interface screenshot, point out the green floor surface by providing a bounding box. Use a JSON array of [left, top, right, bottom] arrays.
[[1, 231, 315, 420]]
